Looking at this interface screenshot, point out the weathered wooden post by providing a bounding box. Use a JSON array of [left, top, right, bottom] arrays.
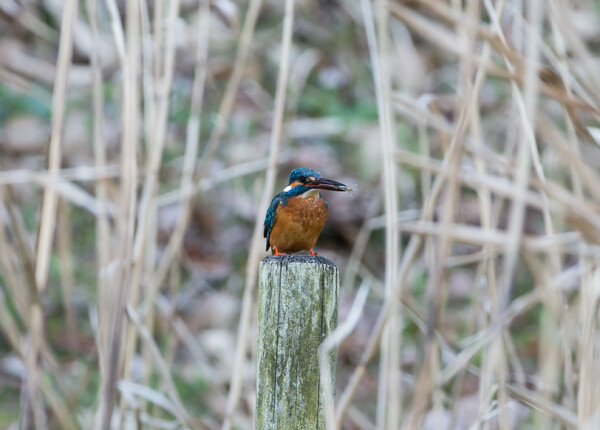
[[256, 254, 339, 429]]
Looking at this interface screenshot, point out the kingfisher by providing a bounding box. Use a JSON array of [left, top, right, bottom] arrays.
[[264, 168, 353, 255]]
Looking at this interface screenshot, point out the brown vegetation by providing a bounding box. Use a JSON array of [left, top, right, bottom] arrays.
[[0, 0, 599, 428]]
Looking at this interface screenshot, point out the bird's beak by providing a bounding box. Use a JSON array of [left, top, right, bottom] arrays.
[[305, 177, 349, 192]]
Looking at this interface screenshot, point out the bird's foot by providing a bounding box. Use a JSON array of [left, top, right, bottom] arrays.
[[274, 248, 287, 255], [309, 249, 318, 256]]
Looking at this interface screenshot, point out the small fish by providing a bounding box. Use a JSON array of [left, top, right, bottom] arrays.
[[341, 184, 357, 198], [321, 182, 357, 197]]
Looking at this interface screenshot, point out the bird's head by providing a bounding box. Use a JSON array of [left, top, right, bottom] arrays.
[[283, 168, 349, 195]]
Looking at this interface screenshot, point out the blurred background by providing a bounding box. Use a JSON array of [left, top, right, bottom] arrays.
[[1, 0, 600, 428]]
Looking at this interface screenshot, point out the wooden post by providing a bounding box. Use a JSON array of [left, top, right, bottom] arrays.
[[256, 255, 339, 429]]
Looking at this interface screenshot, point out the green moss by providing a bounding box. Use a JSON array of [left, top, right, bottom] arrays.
[[78, 367, 101, 408], [0, 84, 51, 122], [0, 381, 19, 425], [298, 86, 377, 121], [173, 372, 210, 415]]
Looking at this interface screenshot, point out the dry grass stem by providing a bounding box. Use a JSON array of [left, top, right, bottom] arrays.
[[360, 0, 401, 426], [222, 0, 293, 427], [195, 0, 265, 184], [119, 0, 181, 421], [152, 0, 210, 290], [320, 282, 370, 430], [56, 198, 76, 331], [125, 305, 201, 429], [34, 0, 78, 292], [99, 0, 141, 425]]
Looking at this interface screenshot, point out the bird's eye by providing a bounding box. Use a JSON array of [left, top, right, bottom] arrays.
[[300, 177, 307, 183]]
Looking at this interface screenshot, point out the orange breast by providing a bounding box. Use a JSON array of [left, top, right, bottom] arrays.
[[269, 195, 328, 253]]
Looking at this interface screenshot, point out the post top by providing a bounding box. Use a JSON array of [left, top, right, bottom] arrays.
[[261, 254, 336, 268]]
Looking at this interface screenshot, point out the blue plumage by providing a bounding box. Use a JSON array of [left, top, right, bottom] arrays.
[[264, 194, 282, 251], [288, 168, 322, 183]]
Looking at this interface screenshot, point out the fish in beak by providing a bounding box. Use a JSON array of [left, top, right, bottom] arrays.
[[305, 178, 355, 196]]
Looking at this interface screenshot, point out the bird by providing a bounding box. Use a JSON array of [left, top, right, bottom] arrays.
[[264, 168, 353, 255]]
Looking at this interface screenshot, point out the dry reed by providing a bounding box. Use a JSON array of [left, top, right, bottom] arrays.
[[0, 0, 600, 429]]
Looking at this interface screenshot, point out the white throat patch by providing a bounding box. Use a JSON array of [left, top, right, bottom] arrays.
[[301, 189, 320, 198]]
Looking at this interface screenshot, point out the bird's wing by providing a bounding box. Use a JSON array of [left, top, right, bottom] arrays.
[[264, 194, 283, 251]]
